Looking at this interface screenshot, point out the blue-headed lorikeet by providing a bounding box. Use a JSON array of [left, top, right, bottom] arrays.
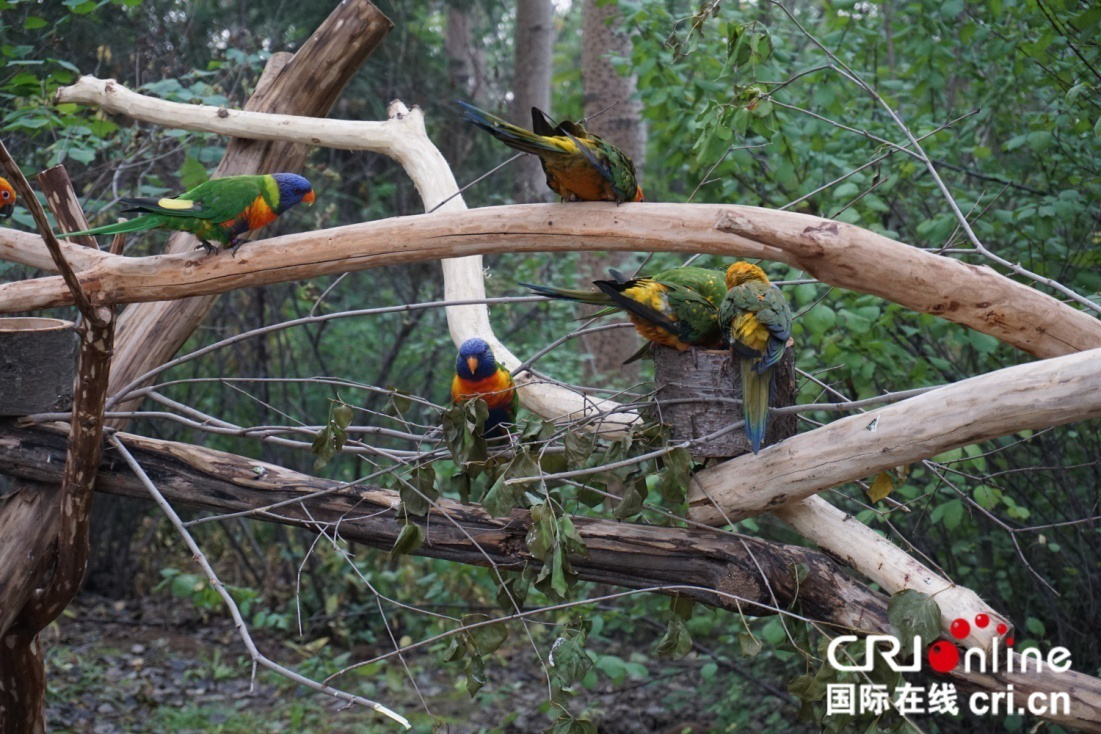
[[0, 177, 16, 219], [719, 262, 793, 454], [451, 338, 518, 437], [522, 266, 728, 361], [458, 101, 643, 204], [60, 173, 315, 254]]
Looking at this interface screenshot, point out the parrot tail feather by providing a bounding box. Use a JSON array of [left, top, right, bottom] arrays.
[[60, 217, 160, 240], [740, 358, 772, 455], [521, 282, 613, 306], [458, 101, 569, 157]]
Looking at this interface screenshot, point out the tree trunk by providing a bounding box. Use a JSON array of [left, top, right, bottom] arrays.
[[104, 0, 393, 419], [577, 0, 646, 381], [510, 0, 555, 202]]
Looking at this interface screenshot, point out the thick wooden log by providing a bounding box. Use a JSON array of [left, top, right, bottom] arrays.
[[0, 420, 886, 634], [0, 318, 75, 416], [2, 203, 1098, 362], [652, 346, 796, 458], [1, 420, 1099, 731], [100, 0, 392, 418]]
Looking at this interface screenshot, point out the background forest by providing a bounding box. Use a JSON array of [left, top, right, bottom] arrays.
[[1, 0, 1099, 731]]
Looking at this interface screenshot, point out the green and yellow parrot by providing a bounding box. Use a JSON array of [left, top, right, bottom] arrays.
[[458, 101, 643, 203], [719, 262, 793, 454], [60, 173, 315, 254], [522, 266, 727, 361]]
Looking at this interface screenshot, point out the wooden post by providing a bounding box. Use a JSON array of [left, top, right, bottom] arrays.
[[0, 318, 76, 416], [652, 346, 796, 458]]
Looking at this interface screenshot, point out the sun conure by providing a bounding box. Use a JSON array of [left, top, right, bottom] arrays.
[[451, 338, 519, 437], [458, 101, 643, 203], [522, 266, 728, 362], [719, 262, 793, 455], [59, 173, 315, 254], [0, 177, 16, 219]]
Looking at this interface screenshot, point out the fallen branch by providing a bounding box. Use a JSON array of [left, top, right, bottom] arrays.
[[0, 420, 887, 635]]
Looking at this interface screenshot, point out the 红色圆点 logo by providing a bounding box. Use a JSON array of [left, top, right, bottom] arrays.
[[824, 613, 1073, 718]]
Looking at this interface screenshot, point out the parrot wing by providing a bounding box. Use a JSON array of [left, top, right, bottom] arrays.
[[121, 176, 264, 221]]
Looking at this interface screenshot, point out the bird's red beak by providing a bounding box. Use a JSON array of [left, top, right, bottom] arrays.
[[303, 190, 316, 206], [634, 186, 644, 202], [467, 356, 479, 374]]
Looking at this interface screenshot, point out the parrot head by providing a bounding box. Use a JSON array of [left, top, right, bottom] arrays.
[[272, 173, 316, 212], [0, 177, 16, 219], [725, 261, 770, 289], [456, 338, 498, 380]]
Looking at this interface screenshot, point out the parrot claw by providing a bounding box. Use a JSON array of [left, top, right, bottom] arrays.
[[230, 238, 242, 257], [197, 240, 219, 256]]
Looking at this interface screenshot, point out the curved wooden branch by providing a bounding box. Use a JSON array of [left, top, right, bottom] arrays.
[[1, 203, 1098, 359], [688, 348, 1101, 524]]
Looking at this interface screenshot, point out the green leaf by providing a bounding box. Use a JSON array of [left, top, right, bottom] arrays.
[[888, 589, 942, 643], [24, 17, 48, 29], [613, 476, 646, 520], [739, 631, 762, 657], [1025, 617, 1045, 637], [564, 431, 595, 466], [656, 617, 693, 659], [549, 634, 592, 686], [463, 614, 509, 655], [332, 402, 354, 429], [670, 594, 695, 621], [465, 652, 487, 696], [482, 472, 520, 517], [389, 522, 424, 559]]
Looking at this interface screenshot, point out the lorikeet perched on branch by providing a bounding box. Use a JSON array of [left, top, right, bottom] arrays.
[[522, 266, 728, 361], [60, 173, 315, 254], [458, 101, 644, 203], [719, 262, 793, 454], [0, 177, 16, 219], [451, 338, 519, 437]]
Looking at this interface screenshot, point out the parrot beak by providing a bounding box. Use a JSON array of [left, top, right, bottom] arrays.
[[634, 186, 645, 202], [303, 190, 316, 206], [467, 356, 479, 375], [0, 204, 12, 220]]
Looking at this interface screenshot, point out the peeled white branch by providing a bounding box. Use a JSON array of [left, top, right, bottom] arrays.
[[688, 348, 1101, 524]]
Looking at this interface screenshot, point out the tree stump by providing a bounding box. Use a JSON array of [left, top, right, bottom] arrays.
[[0, 317, 76, 416], [652, 346, 797, 458]]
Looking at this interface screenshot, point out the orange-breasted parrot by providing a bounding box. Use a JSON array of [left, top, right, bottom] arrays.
[[59, 173, 315, 254], [0, 177, 16, 219], [458, 101, 644, 204], [451, 338, 518, 437], [719, 262, 793, 454], [522, 266, 728, 361]]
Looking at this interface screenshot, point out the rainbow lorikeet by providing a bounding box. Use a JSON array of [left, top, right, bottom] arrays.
[[522, 266, 728, 361], [719, 262, 793, 454], [0, 177, 16, 219], [458, 101, 643, 204], [451, 338, 519, 437], [60, 173, 315, 254]]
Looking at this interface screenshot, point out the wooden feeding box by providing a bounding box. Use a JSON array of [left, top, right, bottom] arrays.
[[652, 346, 797, 458], [0, 317, 77, 416]]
